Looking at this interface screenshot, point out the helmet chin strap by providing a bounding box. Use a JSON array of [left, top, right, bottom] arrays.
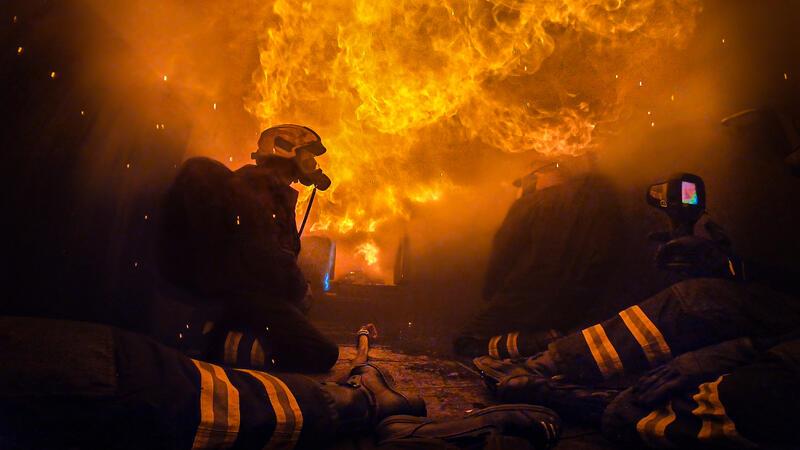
[[298, 187, 317, 237]]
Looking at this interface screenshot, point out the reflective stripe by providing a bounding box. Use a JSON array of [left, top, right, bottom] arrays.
[[250, 339, 266, 367], [270, 374, 304, 447], [582, 324, 624, 378], [239, 369, 304, 450], [191, 360, 241, 450], [488, 335, 501, 359], [224, 332, 244, 365], [619, 305, 672, 367], [691, 376, 755, 447], [636, 402, 677, 448], [692, 375, 756, 448], [507, 332, 520, 358]]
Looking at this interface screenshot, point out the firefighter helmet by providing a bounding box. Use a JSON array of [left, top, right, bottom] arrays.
[[252, 124, 326, 162], [251, 124, 331, 190]]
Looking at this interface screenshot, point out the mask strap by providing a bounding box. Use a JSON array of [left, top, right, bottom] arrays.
[[298, 187, 317, 237]]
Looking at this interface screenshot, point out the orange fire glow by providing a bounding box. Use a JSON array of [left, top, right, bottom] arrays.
[[246, 0, 702, 272], [355, 241, 380, 266]]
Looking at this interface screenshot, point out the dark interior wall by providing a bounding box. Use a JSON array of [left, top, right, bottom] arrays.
[[0, 1, 187, 330], [596, 0, 800, 271]]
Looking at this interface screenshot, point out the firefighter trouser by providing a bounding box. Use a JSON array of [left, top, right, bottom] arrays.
[[548, 278, 800, 385], [457, 293, 564, 340], [454, 291, 567, 359], [603, 354, 800, 448], [201, 299, 339, 374], [481, 330, 562, 360], [0, 316, 336, 450]]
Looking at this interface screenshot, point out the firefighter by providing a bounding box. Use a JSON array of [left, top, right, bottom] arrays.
[[157, 125, 337, 373], [602, 336, 800, 448], [0, 316, 563, 450], [453, 154, 631, 359], [474, 276, 800, 447]]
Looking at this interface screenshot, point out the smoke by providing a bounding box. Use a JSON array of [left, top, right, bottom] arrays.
[[5, 0, 799, 322]]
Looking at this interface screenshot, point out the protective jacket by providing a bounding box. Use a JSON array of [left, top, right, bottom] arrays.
[[458, 172, 673, 350], [158, 158, 337, 373]]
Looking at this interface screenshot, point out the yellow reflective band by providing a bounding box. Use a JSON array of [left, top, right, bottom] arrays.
[[636, 402, 677, 448], [239, 369, 304, 450], [191, 360, 241, 450], [691, 376, 756, 447], [270, 373, 304, 447], [193, 360, 215, 450], [582, 324, 624, 378], [619, 305, 672, 367], [224, 332, 244, 365], [488, 335, 501, 359], [250, 340, 266, 367], [507, 332, 520, 358]]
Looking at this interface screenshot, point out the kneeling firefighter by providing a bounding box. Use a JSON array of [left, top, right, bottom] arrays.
[[157, 124, 337, 373]]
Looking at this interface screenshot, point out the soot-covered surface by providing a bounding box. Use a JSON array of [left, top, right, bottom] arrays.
[[313, 345, 615, 450]]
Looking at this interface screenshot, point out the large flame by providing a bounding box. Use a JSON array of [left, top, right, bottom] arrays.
[[355, 241, 380, 266], [247, 0, 702, 276]]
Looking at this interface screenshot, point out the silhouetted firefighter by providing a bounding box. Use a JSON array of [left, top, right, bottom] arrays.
[[156, 124, 338, 373], [454, 154, 628, 359]]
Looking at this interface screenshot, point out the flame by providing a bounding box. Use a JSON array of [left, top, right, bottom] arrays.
[[247, 0, 702, 239], [355, 241, 380, 266]]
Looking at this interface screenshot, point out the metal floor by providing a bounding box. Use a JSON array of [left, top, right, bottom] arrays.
[[311, 345, 618, 450]]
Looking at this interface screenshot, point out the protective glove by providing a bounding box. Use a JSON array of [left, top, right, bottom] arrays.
[[632, 337, 757, 407]]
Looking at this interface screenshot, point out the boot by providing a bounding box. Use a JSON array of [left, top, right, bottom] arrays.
[[377, 404, 561, 450], [320, 363, 427, 434], [496, 374, 619, 425]]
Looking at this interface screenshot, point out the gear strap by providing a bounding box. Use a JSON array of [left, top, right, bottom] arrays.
[[298, 187, 316, 237]]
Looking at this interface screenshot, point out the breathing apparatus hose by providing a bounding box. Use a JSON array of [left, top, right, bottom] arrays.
[[298, 187, 317, 237]]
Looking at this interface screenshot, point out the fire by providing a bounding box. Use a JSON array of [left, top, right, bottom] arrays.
[[247, 0, 702, 242], [355, 241, 380, 266]]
